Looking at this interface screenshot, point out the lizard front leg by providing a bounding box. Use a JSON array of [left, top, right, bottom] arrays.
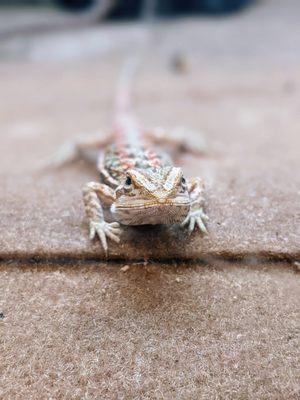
[[41, 131, 113, 169], [82, 182, 122, 255], [181, 177, 209, 234]]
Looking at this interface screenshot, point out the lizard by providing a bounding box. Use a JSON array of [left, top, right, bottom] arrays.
[[51, 58, 209, 255]]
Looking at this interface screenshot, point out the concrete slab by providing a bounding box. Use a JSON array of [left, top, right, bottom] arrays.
[[0, 61, 299, 260], [0, 262, 299, 399], [0, 0, 299, 260]]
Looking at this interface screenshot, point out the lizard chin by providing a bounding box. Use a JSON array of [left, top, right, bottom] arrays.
[[111, 196, 190, 225]]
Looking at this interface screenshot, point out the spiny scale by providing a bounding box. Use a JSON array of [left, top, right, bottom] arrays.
[[103, 143, 170, 182]]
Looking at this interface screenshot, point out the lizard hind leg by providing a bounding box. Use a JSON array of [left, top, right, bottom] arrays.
[[181, 177, 209, 234], [82, 182, 122, 255], [145, 126, 207, 156]]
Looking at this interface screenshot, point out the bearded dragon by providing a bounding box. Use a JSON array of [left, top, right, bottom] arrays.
[[52, 59, 208, 254]]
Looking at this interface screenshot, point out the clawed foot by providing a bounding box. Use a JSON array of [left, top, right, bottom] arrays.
[[181, 209, 209, 234], [89, 220, 122, 254]]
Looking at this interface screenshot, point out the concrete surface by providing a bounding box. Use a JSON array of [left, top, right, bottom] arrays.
[[0, 1, 300, 399], [0, 61, 299, 260], [0, 262, 299, 399], [1, 1, 300, 261]]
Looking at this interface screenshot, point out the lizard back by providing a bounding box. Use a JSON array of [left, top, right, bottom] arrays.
[[101, 141, 172, 187]]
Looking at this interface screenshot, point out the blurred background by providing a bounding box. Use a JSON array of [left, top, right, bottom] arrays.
[[0, 0, 253, 40], [1, 0, 299, 182], [0, 0, 299, 180], [1, 0, 252, 19]]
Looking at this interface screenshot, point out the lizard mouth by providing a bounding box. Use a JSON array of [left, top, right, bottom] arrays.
[[111, 199, 190, 225], [116, 201, 189, 210], [115, 193, 190, 209]]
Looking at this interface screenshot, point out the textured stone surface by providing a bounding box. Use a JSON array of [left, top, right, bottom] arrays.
[[0, 262, 299, 399], [0, 0, 299, 261], [0, 3, 299, 399]]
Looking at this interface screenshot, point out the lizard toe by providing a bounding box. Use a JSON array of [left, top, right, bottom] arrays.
[[181, 209, 208, 234], [196, 216, 208, 234], [180, 215, 190, 228]]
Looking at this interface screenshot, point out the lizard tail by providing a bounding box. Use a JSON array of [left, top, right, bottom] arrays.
[[115, 55, 141, 115], [112, 55, 143, 145]]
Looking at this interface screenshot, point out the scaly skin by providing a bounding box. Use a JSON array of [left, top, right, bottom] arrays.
[[82, 110, 209, 254]]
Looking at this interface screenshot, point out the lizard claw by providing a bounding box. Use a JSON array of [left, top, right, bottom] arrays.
[[181, 209, 209, 234], [89, 220, 122, 254]]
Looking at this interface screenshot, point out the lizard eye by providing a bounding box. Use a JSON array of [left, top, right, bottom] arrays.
[[180, 176, 187, 192], [125, 176, 132, 186]]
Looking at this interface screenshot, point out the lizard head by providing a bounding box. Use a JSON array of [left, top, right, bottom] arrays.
[[111, 166, 190, 225]]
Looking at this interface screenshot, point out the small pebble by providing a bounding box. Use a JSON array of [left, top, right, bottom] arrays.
[[0, 312, 4, 320], [121, 265, 130, 272], [294, 261, 300, 271], [171, 52, 190, 73], [175, 277, 181, 283]]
